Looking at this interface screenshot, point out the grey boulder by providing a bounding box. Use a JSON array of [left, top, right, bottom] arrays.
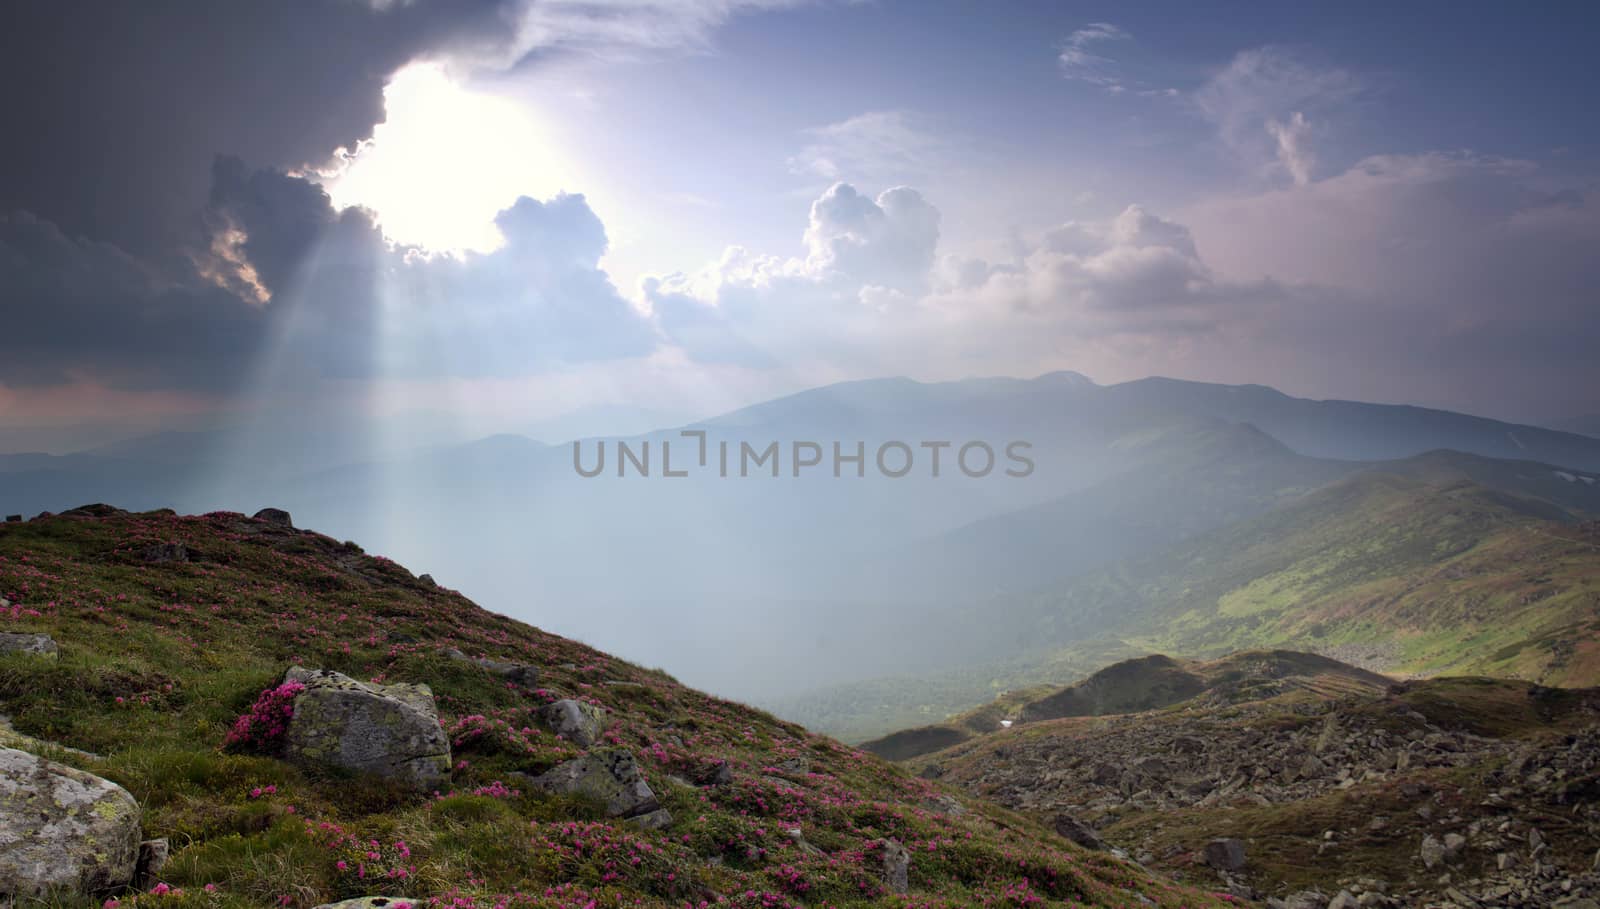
[[0, 632, 56, 660], [525, 748, 660, 818], [253, 508, 293, 528], [0, 747, 142, 898], [538, 698, 606, 747], [282, 667, 450, 791], [1204, 837, 1247, 871]]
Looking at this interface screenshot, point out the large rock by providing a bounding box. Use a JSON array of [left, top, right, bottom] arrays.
[[1204, 837, 1247, 871], [538, 698, 606, 747], [253, 508, 293, 528], [313, 899, 415, 909], [282, 667, 450, 791], [0, 632, 56, 660], [525, 748, 660, 818], [0, 746, 142, 898]]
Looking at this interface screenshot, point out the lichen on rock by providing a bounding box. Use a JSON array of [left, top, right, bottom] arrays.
[[281, 667, 451, 791], [0, 746, 141, 899]]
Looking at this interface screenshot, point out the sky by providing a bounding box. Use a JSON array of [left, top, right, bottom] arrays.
[[3, 0, 1599, 450]]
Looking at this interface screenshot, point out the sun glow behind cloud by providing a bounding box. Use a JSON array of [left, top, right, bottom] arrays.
[[321, 63, 576, 255]]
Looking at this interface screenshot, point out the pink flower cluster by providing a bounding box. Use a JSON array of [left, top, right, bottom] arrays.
[[225, 680, 305, 750]]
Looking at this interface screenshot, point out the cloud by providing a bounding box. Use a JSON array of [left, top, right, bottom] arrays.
[[0, 1, 814, 262], [0, 160, 656, 390], [1195, 47, 1358, 181], [803, 184, 941, 293], [788, 111, 948, 182], [203, 164, 658, 380], [1057, 23, 1131, 90], [0, 1, 520, 261], [1056, 23, 1177, 98], [645, 181, 1252, 375], [642, 184, 944, 368], [500, 0, 808, 65], [1266, 111, 1315, 185], [642, 150, 1600, 417], [0, 210, 268, 391]]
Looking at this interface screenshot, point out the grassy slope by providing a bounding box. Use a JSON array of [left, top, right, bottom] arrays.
[[828, 471, 1600, 742], [1091, 474, 1600, 684], [0, 508, 1226, 909]]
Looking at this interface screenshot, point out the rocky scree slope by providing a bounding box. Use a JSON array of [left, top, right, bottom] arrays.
[[0, 505, 1228, 909], [908, 668, 1600, 909]]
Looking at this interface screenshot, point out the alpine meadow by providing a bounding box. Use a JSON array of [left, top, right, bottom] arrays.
[[2, 4, 1599, 909]]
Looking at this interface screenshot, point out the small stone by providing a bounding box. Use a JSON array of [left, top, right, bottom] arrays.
[[786, 828, 826, 857], [142, 542, 189, 563], [628, 808, 674, 830], [0, 631, 57, 659], [1053, 813, 1106, 851], [1420, 835, 1447, 869], [880, 838, 910, 894], [773, 756, 811, 776], [476, 657, 539, 688], [136, 838, 170, 889], [704, 760, 734, 786], [1327, 890, 1357, 909]]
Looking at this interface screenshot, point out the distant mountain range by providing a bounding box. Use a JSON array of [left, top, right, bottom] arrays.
[[4, 372, 1599, 716], [1548, 412, 1600, 439]]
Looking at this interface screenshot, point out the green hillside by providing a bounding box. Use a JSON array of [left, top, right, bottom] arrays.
[[1049, 471, 1600, 684], [788, 459, 1600, 742], [0, 507, 1226, 909]]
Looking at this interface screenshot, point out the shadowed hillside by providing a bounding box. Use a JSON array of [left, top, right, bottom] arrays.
[[0, 506, 1227, 908]]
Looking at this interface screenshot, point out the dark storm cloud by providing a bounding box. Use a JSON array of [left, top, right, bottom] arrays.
[[0, 0, 516, 259], [0, 158, 655, 389], [0, 2, 692, 393]]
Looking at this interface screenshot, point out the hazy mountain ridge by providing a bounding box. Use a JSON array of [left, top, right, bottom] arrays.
[[6, 373, 1600, 711]]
